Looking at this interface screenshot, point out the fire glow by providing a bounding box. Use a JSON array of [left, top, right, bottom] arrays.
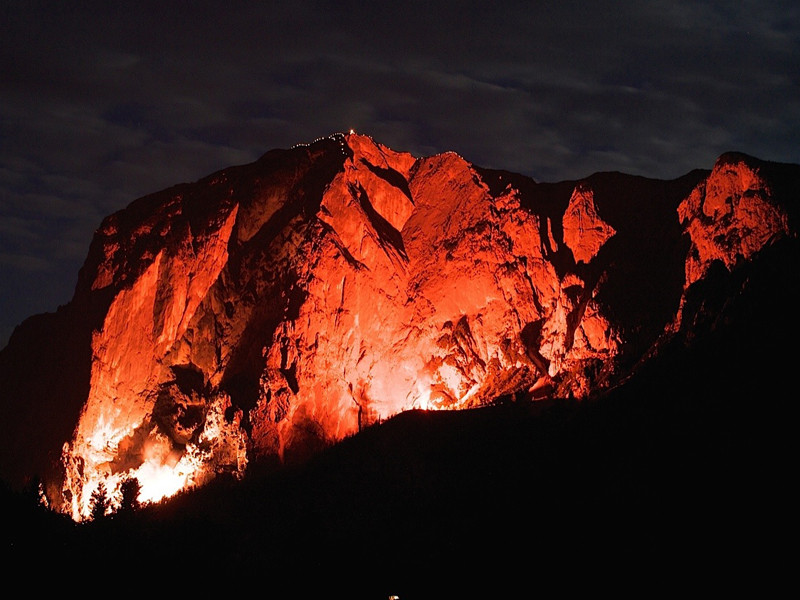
[[61, 394, 248, 521], [62, 429, 203, 520]]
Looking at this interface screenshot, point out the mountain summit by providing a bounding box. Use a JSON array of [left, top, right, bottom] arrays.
[[1, 133, 797, 521]]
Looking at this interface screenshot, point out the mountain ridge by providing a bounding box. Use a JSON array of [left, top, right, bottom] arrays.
[[0, 133, 796, 529]]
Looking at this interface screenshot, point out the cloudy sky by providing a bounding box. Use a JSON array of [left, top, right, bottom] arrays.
[[1, 0, 799, 347]]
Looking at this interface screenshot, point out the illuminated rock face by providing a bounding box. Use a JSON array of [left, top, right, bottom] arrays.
[[562, 184, 616, 264], [678, 152, 791, 287], [0, 135, 796, 520]]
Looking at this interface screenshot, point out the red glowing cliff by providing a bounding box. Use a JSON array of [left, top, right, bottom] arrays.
[[0, 133, 797, 521]]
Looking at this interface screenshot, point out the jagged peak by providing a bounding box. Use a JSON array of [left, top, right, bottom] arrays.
[[344, 132, 417, 177]]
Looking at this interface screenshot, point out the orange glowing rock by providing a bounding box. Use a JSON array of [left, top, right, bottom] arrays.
[[60, 134, 625, 517], [1, 135, 796, 521], [562, 183, 616, 264], [678, 153, 790, 288]]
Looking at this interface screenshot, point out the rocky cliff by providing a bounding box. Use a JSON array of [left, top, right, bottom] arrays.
[[0, 133, 796, 520]]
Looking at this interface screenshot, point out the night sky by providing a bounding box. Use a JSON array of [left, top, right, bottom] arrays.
[[2, 1, 799, 348]]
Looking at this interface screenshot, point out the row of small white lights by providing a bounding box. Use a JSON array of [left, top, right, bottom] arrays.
[[291, 130, 359, 149], [290, 131, 467, 163]]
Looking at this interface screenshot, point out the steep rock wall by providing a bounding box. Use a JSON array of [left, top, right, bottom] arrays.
[[674, 153, 793, 332], [1, 135, 796, 520]]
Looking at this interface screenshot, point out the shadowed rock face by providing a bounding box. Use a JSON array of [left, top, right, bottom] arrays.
[[0, 134, 796, 519]]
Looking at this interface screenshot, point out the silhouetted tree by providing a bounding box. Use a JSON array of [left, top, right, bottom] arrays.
[[118, 476, 141, 515], [90, 481, 110, 520], [21, 474, 43, 507]]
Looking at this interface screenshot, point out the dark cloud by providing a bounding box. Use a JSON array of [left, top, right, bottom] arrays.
[[1, 0, 799, 346]]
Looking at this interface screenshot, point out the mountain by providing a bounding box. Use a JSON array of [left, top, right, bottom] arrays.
[[1, 133, 797, 538]]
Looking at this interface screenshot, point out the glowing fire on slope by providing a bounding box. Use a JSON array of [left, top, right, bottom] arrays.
[[415, 386, 432, 411], [409, 374, 480, 412], [60, 394, 247, 521]]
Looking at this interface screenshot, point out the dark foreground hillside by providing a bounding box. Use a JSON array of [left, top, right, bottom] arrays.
[[4, 239, 797, 597]]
